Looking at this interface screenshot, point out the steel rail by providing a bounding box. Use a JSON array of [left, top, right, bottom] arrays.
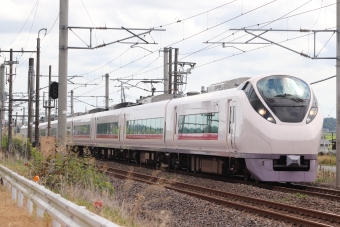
[[99, 166, 337, 227], [96, 160, 340, 201]]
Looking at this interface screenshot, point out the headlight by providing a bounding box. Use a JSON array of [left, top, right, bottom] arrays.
[[258, 108, 266, 116], [306, 93, 318, 124], [252, 103, 276, 124]]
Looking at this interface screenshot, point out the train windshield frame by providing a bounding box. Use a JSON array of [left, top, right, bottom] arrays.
[[257, 75, 310, 100], [256, 75, 311, 123]]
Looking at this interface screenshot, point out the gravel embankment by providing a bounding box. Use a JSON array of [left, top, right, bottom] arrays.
[[99, 161, 340, 216], [110, 177, 291, 227]]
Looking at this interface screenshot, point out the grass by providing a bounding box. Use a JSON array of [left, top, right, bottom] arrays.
[[0, 134, 142, 227], [318, 154, 336, 166], [323, 132, 336, 141], [293, 192, 308, 199]]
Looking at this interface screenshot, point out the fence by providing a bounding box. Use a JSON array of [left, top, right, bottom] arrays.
[[0, 164, 121, 227]]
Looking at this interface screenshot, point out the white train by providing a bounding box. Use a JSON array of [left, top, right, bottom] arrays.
[[21, 74, 323, 182]]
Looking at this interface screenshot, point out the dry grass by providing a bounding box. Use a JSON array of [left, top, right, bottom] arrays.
[[0, 135, 176, 227], [0, 183, 50, 226], [318, 155, 336, 166]]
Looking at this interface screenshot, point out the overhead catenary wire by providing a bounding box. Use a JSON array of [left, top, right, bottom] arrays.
[[76, 0, 269, 78], [123, 1, 336, 78], [78, 0, 330, 83], [310, 75, 335, 85], [4, 0, 39, 49], [16, 0, 40, 62], [16, 13, 60, 70], [155, 0, 238, 28]]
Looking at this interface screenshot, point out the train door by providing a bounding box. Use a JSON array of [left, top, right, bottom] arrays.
[[227, 100, 237, 150]]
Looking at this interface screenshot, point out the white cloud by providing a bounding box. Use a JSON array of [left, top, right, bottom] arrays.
[[0, 0, 337, 118]]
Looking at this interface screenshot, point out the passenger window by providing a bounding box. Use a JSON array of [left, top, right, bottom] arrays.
[[160, 118, 164, 134], [188, 115, 195, 133], [145, 119, 150, 134], [211, 113, 219, 133]]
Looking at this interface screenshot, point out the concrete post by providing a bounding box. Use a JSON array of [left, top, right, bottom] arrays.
[[163, 48, 169, 94], [168, 48, 172, 94], [70, 90, 73, 114], [336, 1, 340, 187], [22, 107, 25, 126], [105, 73, 109, 110], [174, 48, 178, 95], [47, 65, 51, 136], [7, 49, 13, 153], [28, 58, 35, 155], [35, 36, 41, 146], [0, 64, 4, 148], [58, 0, 69, 148]]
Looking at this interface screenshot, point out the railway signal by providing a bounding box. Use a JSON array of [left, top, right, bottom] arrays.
[[50, 82, 59, 99]]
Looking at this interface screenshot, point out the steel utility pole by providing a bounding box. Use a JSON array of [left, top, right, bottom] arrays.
[[35, 28, 47, 146], [28, 58, 35, 149], [163, 48, 169, 94], [48, 65, 51, 136], [58, 0, 69, 147], [105, 73, 109, 110], [0, 64, 4, 149], [70, 90, 74, 114], [336, 2, 340, 187]]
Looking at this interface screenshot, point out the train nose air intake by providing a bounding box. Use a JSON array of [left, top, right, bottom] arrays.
[[286, 155, 300, 167]]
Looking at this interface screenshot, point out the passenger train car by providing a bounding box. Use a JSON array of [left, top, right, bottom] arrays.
[[21, 74, 323, 182]]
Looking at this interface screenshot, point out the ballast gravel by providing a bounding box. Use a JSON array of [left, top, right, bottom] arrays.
[[110, 177, 291, 227], [100, 160, 340, 217]]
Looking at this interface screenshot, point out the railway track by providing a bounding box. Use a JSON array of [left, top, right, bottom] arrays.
[[97, 159, 340, 201], [99, 165, 340, 227]]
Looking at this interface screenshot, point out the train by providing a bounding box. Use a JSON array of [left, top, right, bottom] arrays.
[[21, 74, 323, 182]]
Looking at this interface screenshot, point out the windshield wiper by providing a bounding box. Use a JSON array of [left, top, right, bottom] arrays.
[[274, 93, 304, 102], [259, 90, 274, 102]]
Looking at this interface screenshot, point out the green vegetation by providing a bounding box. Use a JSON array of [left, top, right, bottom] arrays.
[[293, 192, 308, 199], [323, 117, 336, 132], [0, 134, 139, 227], [323, 132, 336, 142]]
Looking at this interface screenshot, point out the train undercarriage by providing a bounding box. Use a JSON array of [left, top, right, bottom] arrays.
[[74, 146, 250, 181]]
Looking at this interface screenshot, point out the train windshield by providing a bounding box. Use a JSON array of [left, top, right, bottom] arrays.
[[257, 76, 310, 100], [256, 75, 311, 123]]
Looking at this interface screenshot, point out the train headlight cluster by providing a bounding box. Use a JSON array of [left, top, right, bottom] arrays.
[[306, 94, 318, 124], [255, 106, 276, 124]]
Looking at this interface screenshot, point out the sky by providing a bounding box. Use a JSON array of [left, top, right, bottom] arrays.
[[0, 0, 337, 122]]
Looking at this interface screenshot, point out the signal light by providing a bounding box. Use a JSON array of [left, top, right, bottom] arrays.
[[49, 82, 58, 99]]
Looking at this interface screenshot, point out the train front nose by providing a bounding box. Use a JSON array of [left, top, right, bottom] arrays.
[[244, 75, 322, 182]]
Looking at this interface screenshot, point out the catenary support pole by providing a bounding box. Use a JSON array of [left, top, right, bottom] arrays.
[[22, 107, 25, 126], [336, 1, 340, 187], [70, 90, 73, 114], [58, 0, 69, 148], [15, 112, 17, 134], [163, 48, 169, 94], [0, 64, 4, 149], [47, 65, 51, 136], [35, 35, 40, 146], [168, 48, 172, 95], [174, 48, 178, 95], [7, 49, 13, 153], [105, 73, 109, 109], [28, 58, 35, 156]]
